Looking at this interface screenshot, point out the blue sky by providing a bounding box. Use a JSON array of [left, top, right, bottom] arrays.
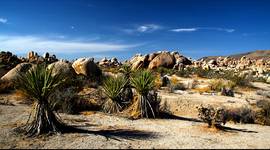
[[0, 0, 270, 61]]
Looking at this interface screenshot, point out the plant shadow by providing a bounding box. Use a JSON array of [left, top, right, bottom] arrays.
[[159, 112, 203, 123], [215, 125, 258, 133], [64, 125, 159, 141]]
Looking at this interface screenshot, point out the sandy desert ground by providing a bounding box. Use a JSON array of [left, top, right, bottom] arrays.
[[1, 82, 270, 149]]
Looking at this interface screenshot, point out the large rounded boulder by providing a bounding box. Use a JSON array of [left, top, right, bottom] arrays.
[[148, 52, 175, 69], [1, 63, 33, 81], [72, 58, 102, 77], [130, 54, 149, 70], [48, 60, 76, 78]]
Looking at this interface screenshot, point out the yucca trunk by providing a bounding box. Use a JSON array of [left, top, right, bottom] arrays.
[[24, 100, 65, 137], [102, 98, 122, 113], [137, 93, 159, 118]]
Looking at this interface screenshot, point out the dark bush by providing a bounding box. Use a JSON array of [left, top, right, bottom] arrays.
[[197, 105, 226, 127]]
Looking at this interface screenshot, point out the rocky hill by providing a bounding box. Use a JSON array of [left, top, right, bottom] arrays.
[[199, 50, 270, 62]]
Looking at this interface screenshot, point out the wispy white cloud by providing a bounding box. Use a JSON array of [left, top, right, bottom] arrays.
[[123, 24, 162, 34], [204, 27, 235, 33], [170, 27, 235, 33], [137, 24, 161, 33], [170, 28, 198, 32], [0, 35, 138, 54], [0, 18, 7, 24]]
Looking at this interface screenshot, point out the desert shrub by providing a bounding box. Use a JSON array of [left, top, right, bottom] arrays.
[[254, 100, 270, 125], [101, 66, 121, 74], [70, 75, 100, 89], [170, 83, 186, 92], [175, 68, 190, 78], [229, 74, 252, 87], [119, 64, 133, 105], [15, 64, 67, 137], [49, 87, 80, 114], [197, 105, 226, 127], [154, 67, 175, 76], [102, 76, 127, 113], [130, 70, 160, 118], [154, 74, 163, 90], [251, 77, 267, 83], [209, 79, 236, 92], [176, 67, 252, 88], [175, 67, 204, 78], [224, 106, 255, 124], [0, 80, 14, 93]]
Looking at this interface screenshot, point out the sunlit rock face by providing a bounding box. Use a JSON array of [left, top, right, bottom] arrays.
[[72, 57, 101, 77]]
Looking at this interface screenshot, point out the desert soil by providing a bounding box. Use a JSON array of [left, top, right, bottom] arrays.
[[1, 82, 270, 149]]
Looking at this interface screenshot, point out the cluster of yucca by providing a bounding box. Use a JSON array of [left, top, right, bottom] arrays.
[[102, 65, 160, 118], [102, 65, 132, 113]]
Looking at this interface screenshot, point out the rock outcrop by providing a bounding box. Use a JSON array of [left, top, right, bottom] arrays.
[[27, 51, 58, 64], [128, 50, 192, 71], [0, 51, 22, 77], [148, 52, 175, 69], [1, 63, 33, 81], [72, 58, 102, 77], [99, 57, 122, 67], [47, 60, 76, 78]]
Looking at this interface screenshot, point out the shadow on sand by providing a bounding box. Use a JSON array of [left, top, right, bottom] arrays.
[[159, 112, 258, 133], [216, 125, 258, 133], [65, 126, 159, 141], [159, 112, 203, 123]]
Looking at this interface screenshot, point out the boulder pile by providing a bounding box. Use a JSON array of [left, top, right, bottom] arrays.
[[98, 57, 122, 67], [27, 51, 58, 64], [0, 51, 22, 77], [128, 51, 192, 70]]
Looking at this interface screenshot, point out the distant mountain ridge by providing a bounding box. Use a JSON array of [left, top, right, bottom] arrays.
[[198, 50, 270, 62]]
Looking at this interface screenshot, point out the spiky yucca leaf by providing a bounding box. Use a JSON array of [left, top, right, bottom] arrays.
[[129, 70, 160, 119], [15, 64, 67, 137], [102, 76, 127, 113], [131, 70, 155, 95], [17, 64, 65, 103]]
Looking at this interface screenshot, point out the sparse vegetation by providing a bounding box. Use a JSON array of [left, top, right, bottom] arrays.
[[119, 64, 134, 107], [224, 106, 254, 124], [197, 105, 226, 128], [254, 100, 270, 125], [15, 64, 67, 137], [102, 76, 127, 113], [49, 87, 80, 114], [154, 67, 175, 76], [209, 79, 236, 93], [130, 70, 160, 118]]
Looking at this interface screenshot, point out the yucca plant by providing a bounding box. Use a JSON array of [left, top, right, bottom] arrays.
[[120, 64, 132, 80], [119, 64, 133, 105], [102, 76, 127, 113], [15, 64, 67, 137], [130, 70, 160, 118]]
